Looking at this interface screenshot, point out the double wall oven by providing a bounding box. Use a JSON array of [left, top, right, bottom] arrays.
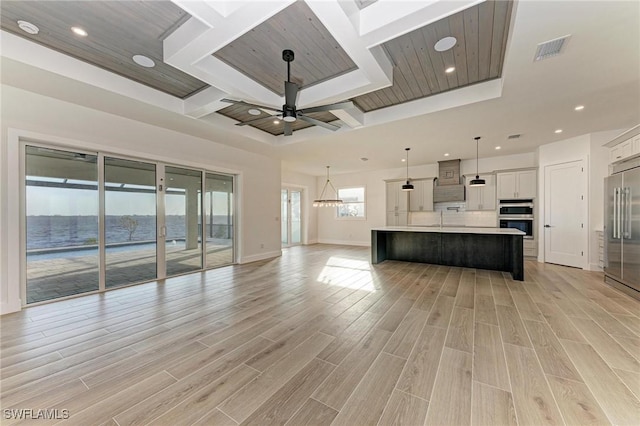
[[499, 199, 534, 239]]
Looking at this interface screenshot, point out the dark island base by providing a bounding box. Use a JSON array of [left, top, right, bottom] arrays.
[[372, 230, 524, 281]]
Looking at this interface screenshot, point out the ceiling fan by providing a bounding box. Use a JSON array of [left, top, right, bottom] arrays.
[[222, 49, 355, 136]]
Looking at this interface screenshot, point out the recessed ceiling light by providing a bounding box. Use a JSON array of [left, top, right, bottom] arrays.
[[495, 146, 501, 150], [401, 158, 406, 162], [444, 153, 450, 157], [273, 119, 280, 124], [248, 109, 261, 116], [555, 129, 563, 134], [17, 20, 39, 35], [434, 36, 457, 52], [445, 66, 455, 73], [132, 55, 155, 68], [71, 26, 88, 37], [574, 105, 585, 111]]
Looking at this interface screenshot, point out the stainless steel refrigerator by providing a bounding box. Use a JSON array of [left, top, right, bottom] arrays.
[[604, 157, 640, 299]]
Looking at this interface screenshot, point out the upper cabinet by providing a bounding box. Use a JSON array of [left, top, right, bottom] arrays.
[[386, 181, 408, 212], [409, 179, 434, 212], [608, 125, 640, 164], [465, 174, 496, 210], [497, 169, 537, 199]]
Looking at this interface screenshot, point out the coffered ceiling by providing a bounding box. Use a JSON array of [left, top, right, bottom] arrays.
[[1, 0, 508, 141]]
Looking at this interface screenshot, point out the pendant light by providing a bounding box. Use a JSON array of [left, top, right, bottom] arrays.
[[401, 148, 414, 191], [469, 136, 486, 187], [313, 166, 344, 207]]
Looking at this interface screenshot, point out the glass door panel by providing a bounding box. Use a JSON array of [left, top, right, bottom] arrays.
[[104, 157, 157, 288], [25, 146, 99, 303], [165, 166, 202, 276], [281, 188, 302, 247], [205, 173, 234, 268], [281, 189, 288, 245], [291, 190, 301, 245]]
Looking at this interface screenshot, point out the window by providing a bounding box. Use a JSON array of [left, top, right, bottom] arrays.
[[337, 187, 365, 218]]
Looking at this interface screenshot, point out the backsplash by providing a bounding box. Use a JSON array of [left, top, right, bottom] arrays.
[[410, 209, 497, 227]]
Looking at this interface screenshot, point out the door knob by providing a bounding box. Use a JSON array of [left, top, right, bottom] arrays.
[[544, 224, 551, 228]]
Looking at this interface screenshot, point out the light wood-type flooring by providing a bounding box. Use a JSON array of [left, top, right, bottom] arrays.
[[1, 244, 639, 425]]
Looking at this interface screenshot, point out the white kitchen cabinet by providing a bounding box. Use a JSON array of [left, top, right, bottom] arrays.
[[610, 138, 633, 163], [386, 210, 408, 226], [465, 174, 496, 210], [386, 181, 408, 212], [409, 179, 434, 212], [632, 135, 640, 156], [386, 181, 409, 226], [497, 169, 537, 199]]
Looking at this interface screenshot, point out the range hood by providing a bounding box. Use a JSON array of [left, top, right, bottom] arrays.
[[433, 159, 465, 202]]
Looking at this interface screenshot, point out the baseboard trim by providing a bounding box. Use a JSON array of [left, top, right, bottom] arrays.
[[239, 250, 282, 264], [1, 299, 23, 315], [317, 239, 371, 247]]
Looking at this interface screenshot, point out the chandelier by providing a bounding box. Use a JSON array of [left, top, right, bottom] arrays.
[[313, 166, 343, 207]]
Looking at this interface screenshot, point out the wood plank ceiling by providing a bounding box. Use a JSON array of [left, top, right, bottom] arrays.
[[0, 0, 513, 136], [353, 0, 513, 112], [213, 1, 357, 96], [0, 0, 208, 99]]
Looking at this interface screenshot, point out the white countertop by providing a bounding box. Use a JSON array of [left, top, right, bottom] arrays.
[[372, 226, 526, 236]]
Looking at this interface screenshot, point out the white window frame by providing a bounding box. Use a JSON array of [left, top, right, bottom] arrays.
[[336, 186, 366, 220]]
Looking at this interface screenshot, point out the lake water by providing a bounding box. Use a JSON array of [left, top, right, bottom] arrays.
[[26, 215, 233, 250]]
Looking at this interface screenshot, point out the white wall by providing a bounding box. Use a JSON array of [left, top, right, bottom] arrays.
[[281, 169, 318, 244], [536, 131, 620, 271], [0, 85, 282, 314], [316, 152, 536, 245]]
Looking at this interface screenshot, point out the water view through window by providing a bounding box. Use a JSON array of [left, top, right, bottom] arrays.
[[25, 146, 99, 303], [24, 145, 236, 304]]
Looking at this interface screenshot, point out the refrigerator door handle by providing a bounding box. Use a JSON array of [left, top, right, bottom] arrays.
[[624, 187, 632, 239], [613, 187, 619, 239]]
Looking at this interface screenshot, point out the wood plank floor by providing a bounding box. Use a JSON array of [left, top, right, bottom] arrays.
[[1, 244, 639, 425]]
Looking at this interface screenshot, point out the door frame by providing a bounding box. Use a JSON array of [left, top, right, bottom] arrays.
[[542, 159, 589, 269], [280, 184, 306, 248]]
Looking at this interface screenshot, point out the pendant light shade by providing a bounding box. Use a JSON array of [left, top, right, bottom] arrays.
[[469, 136, 486, 187], [402, 147, 414, 191], [313, 166, 344, 207]]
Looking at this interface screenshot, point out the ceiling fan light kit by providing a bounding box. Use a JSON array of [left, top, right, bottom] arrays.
[[313, 166, 343, 207], [469, 136, 486, 187], [224, 50, 354, 136]]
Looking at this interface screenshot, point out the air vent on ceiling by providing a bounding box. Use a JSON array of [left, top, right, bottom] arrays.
[[507, 134, 521, 139], [534, 35, 571, 61]]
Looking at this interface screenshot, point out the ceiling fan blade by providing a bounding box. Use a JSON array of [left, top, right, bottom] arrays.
[[298, 115, 340, 131], [221, 98, 282, 114], [235, 115, 277, 126], [284, 81, 298, 108], [299, 101, 355, 114], [284, 121, 293, 136]]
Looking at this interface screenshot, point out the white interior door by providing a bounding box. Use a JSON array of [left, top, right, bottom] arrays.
[[544, 160, 586, 268]]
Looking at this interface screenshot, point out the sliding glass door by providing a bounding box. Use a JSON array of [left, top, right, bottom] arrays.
[[104, 157, 157, 288], [23, 144, 236, 305], [25, 146, 99, 304], [205, 173, 234, 268], [165, 166, 203, 276]]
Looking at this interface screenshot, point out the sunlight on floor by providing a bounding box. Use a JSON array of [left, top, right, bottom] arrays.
[[316, 256, 376, 292]]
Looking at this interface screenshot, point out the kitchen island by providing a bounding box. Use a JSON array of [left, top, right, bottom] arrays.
[[371, 226, 525, 280]]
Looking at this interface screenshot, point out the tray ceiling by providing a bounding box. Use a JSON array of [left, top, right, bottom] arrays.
[[213, 1, 357, 96], [354, 0, 512, 112], [0, 0, 208, 99]]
